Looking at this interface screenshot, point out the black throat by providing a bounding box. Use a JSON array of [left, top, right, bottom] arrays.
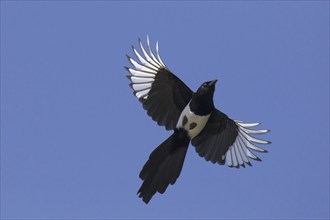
[[189, 93, 215, 116]]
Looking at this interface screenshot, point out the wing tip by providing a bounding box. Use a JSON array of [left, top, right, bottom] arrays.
[[124, 66, 130, 72], [254, 157, 262, 162], [217, 160, 226, 165], [246, 162, 252, 167], [131, 45, 138, 54], [125, 54, 133, 63]]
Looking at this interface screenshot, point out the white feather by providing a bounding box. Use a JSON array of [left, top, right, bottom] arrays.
[[224, 120, 270, 167], [238, 136, 259, 160], [135, 89, 150, 99], [238, 132, 267, 152], [236, 121, 261, 128], [129, 58, 157, 73], [127, 68, 155, 78], [230, 146, 238, 167], [132, 47, 159, 71], [130, 76, 154, 84], [234, 142, 244, 165], [132, 83, 152, 92], [236, 138, 250, 163], [239, 128, 270, 144], [127, 36, 171, 102], [147, 35, 163, 67], [226, 150, 232, 167], [156, 41, 166, 67], [139, 39, 161, 68], [240, 126, 269, 134]]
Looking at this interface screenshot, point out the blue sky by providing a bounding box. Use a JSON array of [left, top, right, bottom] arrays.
[[1, 1, 329, 219]]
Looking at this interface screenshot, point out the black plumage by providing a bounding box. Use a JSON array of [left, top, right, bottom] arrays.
[[137, 129, 189, 204], [125, 36, 271, 204]]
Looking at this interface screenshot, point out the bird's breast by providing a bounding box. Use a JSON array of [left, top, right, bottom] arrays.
[[176, 102, 211, 139]]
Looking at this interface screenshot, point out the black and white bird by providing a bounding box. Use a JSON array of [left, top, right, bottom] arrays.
[[125, 36, 271, 204]]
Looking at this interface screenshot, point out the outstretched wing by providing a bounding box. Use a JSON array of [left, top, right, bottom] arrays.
[[192, 109, 271, 168], [125, 36, 193, 130]]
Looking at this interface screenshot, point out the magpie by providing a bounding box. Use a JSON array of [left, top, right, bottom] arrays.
[[125, 36, 271, 204]]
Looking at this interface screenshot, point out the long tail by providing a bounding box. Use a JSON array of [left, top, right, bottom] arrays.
[[137, 129, 190, 204]]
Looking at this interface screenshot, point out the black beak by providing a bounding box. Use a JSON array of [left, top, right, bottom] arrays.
[[208, 80, 217, 86]]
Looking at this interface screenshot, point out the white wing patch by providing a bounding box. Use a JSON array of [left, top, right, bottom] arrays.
[[126, 36, 167, 100], [225, 121, 271, 168]]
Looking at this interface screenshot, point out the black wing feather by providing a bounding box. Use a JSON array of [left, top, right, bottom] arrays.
[[192, 109, 238, 164], [192, 109, 270, 168], [140, 68, 193, 130], [126, 37, 193, 130]]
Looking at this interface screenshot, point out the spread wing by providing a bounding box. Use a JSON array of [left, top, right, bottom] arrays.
[[192, 109, 271, 168], [125, 36, 193, 130]]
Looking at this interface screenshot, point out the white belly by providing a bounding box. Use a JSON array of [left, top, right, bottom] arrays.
[[176, 102, 211, 139]]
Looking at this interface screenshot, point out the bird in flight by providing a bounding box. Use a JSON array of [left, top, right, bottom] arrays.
[[125, 36, 271, 204]]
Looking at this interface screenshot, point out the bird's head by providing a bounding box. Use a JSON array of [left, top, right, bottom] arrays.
[[196, 79, 217, 97], [190, 79, 217, 115]]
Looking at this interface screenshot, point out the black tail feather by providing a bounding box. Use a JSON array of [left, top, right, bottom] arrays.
[[137, 129, 190, 204]]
